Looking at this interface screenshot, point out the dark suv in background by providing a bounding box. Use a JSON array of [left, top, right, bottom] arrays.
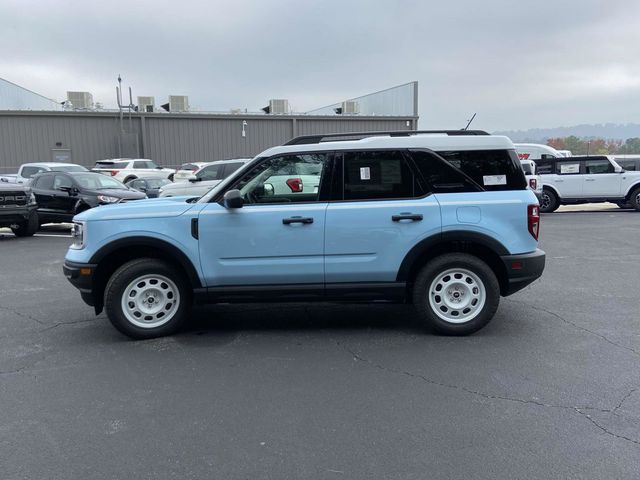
[[31, 171, 146, 224]]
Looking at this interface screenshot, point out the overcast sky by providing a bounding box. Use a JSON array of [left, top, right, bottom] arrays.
[[1, 0, 639, 131]]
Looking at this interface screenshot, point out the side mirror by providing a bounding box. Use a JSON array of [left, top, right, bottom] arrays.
[[188, 174, 201, 183], [223, 189, 243, 209], [263, 183, 274, 196], [57, 186, 76, 195], [139, 186, 148, 192]]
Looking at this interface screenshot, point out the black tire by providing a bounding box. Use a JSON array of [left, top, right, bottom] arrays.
[[413, 253, 500, 336], [104, 258, 191, 339], [540, 188, 559, 213], [11, 211, 39, 237], [630, 187, 640, 212]]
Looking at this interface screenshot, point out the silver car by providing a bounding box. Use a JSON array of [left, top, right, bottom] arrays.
[[159, 159, 250, 197]]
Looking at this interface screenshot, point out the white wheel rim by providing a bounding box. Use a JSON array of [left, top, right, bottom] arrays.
[[121, 274, 180, 329], [428, 268, 486, 324]]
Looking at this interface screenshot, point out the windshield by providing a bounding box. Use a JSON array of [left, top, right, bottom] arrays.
[[51, 165, 88, 172], [72, 173, 127, 190]]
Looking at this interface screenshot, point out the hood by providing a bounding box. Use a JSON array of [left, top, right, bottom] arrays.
[[0, 183, 30, 193], [75, 195, 198, 222]]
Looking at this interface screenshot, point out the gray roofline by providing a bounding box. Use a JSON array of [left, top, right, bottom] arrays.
[[0, 110, 418, 121]]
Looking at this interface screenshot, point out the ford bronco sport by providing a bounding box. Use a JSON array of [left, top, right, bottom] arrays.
[[63, 130, 545, 339]]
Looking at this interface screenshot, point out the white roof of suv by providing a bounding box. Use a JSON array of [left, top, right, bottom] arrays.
[[261, 133, 515, 158]]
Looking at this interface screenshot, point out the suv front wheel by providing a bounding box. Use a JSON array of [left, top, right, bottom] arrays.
[[105, 258, 191, 339], [413, 253, 500, 335], [540, 189, 559, 213]]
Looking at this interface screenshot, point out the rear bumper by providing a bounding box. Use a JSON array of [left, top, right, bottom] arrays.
[[63, 261, 97, 306], [500, 249, 546, 296]]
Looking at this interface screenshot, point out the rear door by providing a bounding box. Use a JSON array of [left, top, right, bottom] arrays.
[[583, 158, 622, 196], [324, 150, 441, 284], [198, 153, 331, 287], [553, 160, 584, 198]]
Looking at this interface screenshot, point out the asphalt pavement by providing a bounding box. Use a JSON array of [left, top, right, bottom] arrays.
[[1, 210, 639, 479]]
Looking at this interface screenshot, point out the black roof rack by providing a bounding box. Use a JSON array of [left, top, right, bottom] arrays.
[[284, 129, 490, 146]]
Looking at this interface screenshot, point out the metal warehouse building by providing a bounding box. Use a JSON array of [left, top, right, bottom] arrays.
[[0, 81, 418, 173]]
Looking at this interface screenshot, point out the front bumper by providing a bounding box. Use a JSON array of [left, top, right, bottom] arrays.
[[0, 204, 37, 227], [500, 249, 546, 296], [63, 261, 97, 306]]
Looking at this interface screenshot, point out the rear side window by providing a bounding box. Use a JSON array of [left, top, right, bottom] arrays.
[[21, 166, 46, 178], [436, 149, 527, 191], [556, 161, 581, 175], [411, 151, 481, 193], [342, 151, 424, 200], [33, 174, 54, 190], [95, 161, 129, 169], [134, 161, 158, 169]]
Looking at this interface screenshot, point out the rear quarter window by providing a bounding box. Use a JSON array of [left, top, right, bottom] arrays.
[[436, 149, 527, 191]]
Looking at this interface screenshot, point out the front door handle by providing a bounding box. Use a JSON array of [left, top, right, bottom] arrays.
[[392, 213, 423, 222], [585, 178, 596, 181], [282, 216, 314, 225]]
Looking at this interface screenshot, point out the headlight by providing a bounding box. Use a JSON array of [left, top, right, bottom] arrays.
[[29, 192, 37, 205], [97, 195, 120, 204], [70, 221, 85, 249]]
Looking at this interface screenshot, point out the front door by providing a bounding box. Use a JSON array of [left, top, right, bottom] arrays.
[[324, 150, 441, 284], [198, 153, 330, 287], [584, 159, 622, 196]]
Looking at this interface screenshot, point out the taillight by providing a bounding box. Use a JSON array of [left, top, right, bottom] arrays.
[[110, 170, 119, 176], [529, 178, 537, 189], [528, 204, 540, 240], [286, 178, 303, 193]]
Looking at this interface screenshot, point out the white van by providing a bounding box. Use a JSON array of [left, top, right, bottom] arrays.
[[514, 143, 563, 161]]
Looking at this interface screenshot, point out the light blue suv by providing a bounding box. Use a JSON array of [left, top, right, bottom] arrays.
[[63, 130, 545, 339]]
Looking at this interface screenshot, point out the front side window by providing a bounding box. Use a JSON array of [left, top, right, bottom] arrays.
[[342, 151, 423, 200], [53, 175, 73, 190], [585, 160, 614, 174], [617, 160, 636, 171], [234, 154, 327, 204], [536, 159, 555, 175], [198, 164, 224, 181]]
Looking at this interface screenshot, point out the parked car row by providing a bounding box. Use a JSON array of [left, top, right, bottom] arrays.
[[514, 144, 640, 213]]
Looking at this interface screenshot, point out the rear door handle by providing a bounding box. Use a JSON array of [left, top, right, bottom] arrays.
[[392, 213, 423, 222], [282, 216, 314, 225], [585, 178, 596, 181]]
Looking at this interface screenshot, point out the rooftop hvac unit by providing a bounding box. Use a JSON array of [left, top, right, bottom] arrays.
[[335, 100, 359, 115], [169, 95, 189, 112], [66, 91, 94, 110], [262, 99, 289, 114], [137, 96, 155, 113]]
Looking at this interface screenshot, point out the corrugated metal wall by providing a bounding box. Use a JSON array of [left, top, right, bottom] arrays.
[[0, 111, 417, 173]]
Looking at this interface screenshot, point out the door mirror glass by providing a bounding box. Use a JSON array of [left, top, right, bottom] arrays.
[[188, 174, 200, 183], [263, 183, 274, 196], [223, 189, 243, 209]]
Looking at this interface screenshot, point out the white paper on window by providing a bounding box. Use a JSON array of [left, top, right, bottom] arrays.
[[482, 175, 507, 186], [360, 167, 371, 180], [560, 163, 579, 174]]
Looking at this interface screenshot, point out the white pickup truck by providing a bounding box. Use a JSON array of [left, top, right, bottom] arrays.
[[0, 163, 87, 184], [535, 155, 640, 212]]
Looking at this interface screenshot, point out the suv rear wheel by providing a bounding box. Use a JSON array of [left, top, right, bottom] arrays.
[[413, 253, 500, 335], [540, 188, 559, 213], [105, 258, 191, 339]]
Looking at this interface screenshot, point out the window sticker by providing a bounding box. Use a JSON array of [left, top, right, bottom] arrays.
[[360, 167, 371, 180], [560, 163, 579, 174], [482, 175, 507, 186]]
